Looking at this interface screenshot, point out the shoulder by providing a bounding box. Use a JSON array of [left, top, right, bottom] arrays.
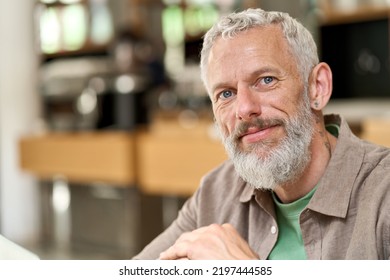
[[354, 140, 390, 225], [360, 139, 390, 182], [336, 114, 390, 184]]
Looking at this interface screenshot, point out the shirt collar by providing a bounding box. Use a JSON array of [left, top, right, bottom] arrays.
[[307, 114, 365, 218], [239, 182, 256, 203], [240, 183, 276, 219]]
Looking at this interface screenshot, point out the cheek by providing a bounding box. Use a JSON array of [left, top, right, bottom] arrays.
[[213, 106, 236, 137]]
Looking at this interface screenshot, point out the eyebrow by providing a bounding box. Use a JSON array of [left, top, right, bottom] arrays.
[[210, 66, 283, 95], [251, 67, 283, 78]]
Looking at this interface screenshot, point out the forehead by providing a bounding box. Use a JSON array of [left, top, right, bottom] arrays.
[[206, 25, 299, 87]]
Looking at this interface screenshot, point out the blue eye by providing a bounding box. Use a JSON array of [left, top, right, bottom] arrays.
[[220, 90, 234, 99], [263, 76, 274, 84]]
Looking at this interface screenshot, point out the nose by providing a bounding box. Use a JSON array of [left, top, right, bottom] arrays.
[[235, 87, 262, 121]]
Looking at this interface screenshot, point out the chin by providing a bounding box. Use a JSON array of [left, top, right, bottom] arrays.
[[239, 141, 280, 159]]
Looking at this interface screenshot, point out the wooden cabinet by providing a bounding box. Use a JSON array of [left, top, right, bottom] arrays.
[[19, 131, 136, 186], [19, 118, 227, 196], [136, 119, 227, 196], [361, 117, 390, 148]]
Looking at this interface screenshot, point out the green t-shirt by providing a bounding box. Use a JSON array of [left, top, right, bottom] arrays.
[[267, 123, 339, 260], [268, 186, 317, 260]]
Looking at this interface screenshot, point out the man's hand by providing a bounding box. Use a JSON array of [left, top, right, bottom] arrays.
[[158, 223, 259, 260]]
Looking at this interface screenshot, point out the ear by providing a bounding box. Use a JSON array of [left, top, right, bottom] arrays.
[[308, 62, 333, 111]]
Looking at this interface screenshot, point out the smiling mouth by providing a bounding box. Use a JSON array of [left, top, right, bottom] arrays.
[[234, 119, 285, 144], [240, 125, 277, 138], [240, 125, 280, 144]]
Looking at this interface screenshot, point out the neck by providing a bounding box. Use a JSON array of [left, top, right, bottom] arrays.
[[274, 122, 337, 204]]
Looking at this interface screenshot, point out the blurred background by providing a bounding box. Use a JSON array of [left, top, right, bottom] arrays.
[[0, 0, 389, 259]]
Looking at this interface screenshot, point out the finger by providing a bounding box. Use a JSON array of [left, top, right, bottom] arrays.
[[159, 240, 191, 260], [160, 224, 228, 260], [159, 228, 208, 260], [173, 225, 217, 245]]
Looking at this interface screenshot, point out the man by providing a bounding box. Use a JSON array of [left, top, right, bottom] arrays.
[[134, 8, 390, 260]]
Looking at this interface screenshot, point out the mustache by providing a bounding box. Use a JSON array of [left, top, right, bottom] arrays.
[[232, 118, 285, 141]]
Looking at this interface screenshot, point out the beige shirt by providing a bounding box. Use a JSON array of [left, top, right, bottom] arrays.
[[134, 115, 390, 260]]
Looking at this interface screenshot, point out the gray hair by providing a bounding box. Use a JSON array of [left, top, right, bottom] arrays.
[[200, 8, 319, 92]]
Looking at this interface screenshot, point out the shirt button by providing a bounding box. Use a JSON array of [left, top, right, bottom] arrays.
[[271, 226, 277, 234]]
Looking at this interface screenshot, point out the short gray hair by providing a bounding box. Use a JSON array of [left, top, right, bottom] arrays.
[[200, 8, 319, 92]]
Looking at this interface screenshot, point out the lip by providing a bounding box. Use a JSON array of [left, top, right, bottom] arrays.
[[239, 125, 279, 144]]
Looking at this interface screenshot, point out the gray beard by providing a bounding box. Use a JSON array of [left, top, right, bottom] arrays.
[[218, 94, 314, 191]]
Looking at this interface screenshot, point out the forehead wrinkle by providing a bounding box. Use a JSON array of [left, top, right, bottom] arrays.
[[207, 26, 298, 93]]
